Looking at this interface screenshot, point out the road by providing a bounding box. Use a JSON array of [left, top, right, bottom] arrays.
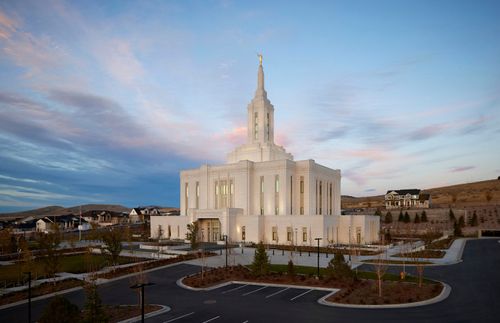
[[1, 239, 499, 322]]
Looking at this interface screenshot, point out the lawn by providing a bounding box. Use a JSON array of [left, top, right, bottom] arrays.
[[0, 254, 140, 286], [392, 250, 445, 258]]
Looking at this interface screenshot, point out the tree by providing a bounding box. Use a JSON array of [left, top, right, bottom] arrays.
[[100, 228, 123, 267], [373, 250, 388, 297], [398, 211, 404, 222], [37, 225, 61, 280], [374, 209, 382, 216], [458, 215, 465, 228], [287, 260, 295, 279], [485, 190, 493, 203], [454, 222, 463, 237], [421, 210, 428, 222], [0, 229, 13, 254], [403, 211, 410, 223], [82, 280, 108, 323], [39, 296, 80, 323], [449, 209, 456, 223], [384, 212, 393, 224], [414, 212, 421, 224], [325, 251, 355, 282], [470, 211, 478, 226], [186, 222, 199, 250], [251, 241, 270, 276]]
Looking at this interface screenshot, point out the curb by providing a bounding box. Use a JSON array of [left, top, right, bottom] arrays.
[[317, 281, 451, 309], [0, 260, 187, 310], [117, 304, 171, 323], [176, 276, 340, 293]]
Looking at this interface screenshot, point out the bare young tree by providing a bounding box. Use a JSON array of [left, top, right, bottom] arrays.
[[373, 248, 388, 298], [100, 228, 123, 268]]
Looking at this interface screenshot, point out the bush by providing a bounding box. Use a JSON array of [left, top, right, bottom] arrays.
[[384, 212, 393, 224], [287, 260, 295, 278], [325, 251, 355, 282], [39, 296, 80, 323]]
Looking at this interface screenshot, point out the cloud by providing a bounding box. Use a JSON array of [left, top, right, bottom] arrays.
[[450, 166, 475, 173], [407, 124, 447, 141], [0, 174, 53, 185]]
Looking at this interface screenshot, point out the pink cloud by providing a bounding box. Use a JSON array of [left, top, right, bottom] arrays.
[[407, 124, 447, 141], [450, 166, 475, 173], [0, 9, 17, 39]]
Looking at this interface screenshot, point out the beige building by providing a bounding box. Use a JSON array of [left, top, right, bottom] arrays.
[[151, 59, 379, 246], [385, 189, 431, 209]]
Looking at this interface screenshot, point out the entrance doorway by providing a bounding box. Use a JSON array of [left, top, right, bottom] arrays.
[[199, 219, 221, 242]]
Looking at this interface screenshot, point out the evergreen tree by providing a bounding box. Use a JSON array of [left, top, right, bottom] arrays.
[[251, 241, 270, 276], [39, 296, 80, 323], [374, 209, 382, 216], [458, 215, 465, 228], [384, 211, 393, 224], [287, 260, 295, 278], [325, 251, 355, 282], [453, 222, 463, 237], [82, 281, 108, 323], [421, 210, 428, 222], [186, 221, 199, 250], [414, 212, 421, 223], [398, 210, 404, 222], [449, 209, 456, 223], [471, 212, 479, 226], [404, 211, 410, 223]]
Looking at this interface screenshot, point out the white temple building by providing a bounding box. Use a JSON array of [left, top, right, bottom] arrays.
[[150, 58, 379, 246]]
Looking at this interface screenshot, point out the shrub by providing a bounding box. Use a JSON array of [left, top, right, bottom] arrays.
[[39, 296, 80, 323], [325, 251, 355, 282], [287, 260, 295, 278]]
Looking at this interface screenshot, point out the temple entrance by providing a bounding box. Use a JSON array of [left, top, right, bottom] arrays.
[[199, 219, 221, 242]]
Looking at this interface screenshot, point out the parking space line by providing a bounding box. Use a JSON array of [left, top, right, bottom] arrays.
[[242, 286, 267, 296], [242, 321, 249, 323], [222, 284, 248, 294], [290, 289, 313, 301], [265, 287, 289, 298], [163, 311, 195, 323], [202, 315, 221, 323]]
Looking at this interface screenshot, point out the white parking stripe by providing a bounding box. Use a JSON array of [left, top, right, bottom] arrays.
[[202, 315, 221, 323], [265, 287, 289, 298], [242, 286, 267, 296], [222, 284, 248, 294], [290, 289, 313, 301], [163, 311, 195, 323]]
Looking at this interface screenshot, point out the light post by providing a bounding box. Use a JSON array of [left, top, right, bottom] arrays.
[[24, 271, 31, 323], [224, 234, 228, 268], [314, 238, 322, 277], [130, 282, 155, 323]]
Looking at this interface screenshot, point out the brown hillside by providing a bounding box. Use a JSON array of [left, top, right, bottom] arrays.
[[341, 179, 500, 209], [0, 204, 131, 220]]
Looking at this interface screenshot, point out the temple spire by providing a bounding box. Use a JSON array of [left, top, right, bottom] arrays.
[[255, 53, 266, 98]]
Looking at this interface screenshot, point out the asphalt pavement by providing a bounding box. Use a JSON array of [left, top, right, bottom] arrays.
[[1, 239, 499, 323]]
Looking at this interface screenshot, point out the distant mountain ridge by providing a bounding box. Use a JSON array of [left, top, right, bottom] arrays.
[[0, 204, 132, 220]]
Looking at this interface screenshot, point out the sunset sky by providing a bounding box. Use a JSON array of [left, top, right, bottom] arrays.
[[0, 0, 499, 212]]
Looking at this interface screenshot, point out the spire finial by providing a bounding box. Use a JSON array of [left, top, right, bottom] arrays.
[[258, 53, 263, 66]]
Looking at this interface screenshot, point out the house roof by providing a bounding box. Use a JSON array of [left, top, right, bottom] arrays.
[[386, 189, 421, 195]]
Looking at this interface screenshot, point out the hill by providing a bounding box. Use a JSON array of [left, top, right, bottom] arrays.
[[0, 204, 131, 220], [341, 179, 500, 209]]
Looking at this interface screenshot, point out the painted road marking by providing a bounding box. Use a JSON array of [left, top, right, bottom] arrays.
[[222, 284, 248, 294], [202, 315, 221, 323], [265, 287, 289, 298], [163, 311, 195, 322], [290, 289, 313, 301], [242, 286, 267, 296]]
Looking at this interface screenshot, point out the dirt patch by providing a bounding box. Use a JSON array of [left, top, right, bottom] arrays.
[[182, 266, 442, 305], [0, 278, 83, 306], [327, 279, 442, 305]]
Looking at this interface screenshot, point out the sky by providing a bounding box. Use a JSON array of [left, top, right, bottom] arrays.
[[0, 0, 499, 212]]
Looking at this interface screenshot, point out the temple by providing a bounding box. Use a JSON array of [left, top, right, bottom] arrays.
[[150, 59, 379, 246]]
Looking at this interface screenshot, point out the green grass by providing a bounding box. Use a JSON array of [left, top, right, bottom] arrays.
[[361, 259, 433, 265], [0, 254, 138, 285]]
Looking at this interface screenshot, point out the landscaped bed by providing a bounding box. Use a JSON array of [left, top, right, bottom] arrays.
[[361, 259, 433, 265], [181, 265, 443, 305], [0, 278, 83, 306], [106, 304, 162, 323], [256, 244, 381, 256], [427, 237, 455, 250], [392, 249, 446, 259]]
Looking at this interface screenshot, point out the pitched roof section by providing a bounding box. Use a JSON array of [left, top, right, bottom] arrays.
[[386, 189, 421, 195]]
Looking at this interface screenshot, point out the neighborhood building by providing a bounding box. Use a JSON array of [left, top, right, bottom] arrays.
[[385, 189, 431, 209], [150, 59, 379, 246]]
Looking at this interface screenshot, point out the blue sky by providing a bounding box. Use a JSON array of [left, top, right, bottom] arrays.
[[0, 0, 499, 212]]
